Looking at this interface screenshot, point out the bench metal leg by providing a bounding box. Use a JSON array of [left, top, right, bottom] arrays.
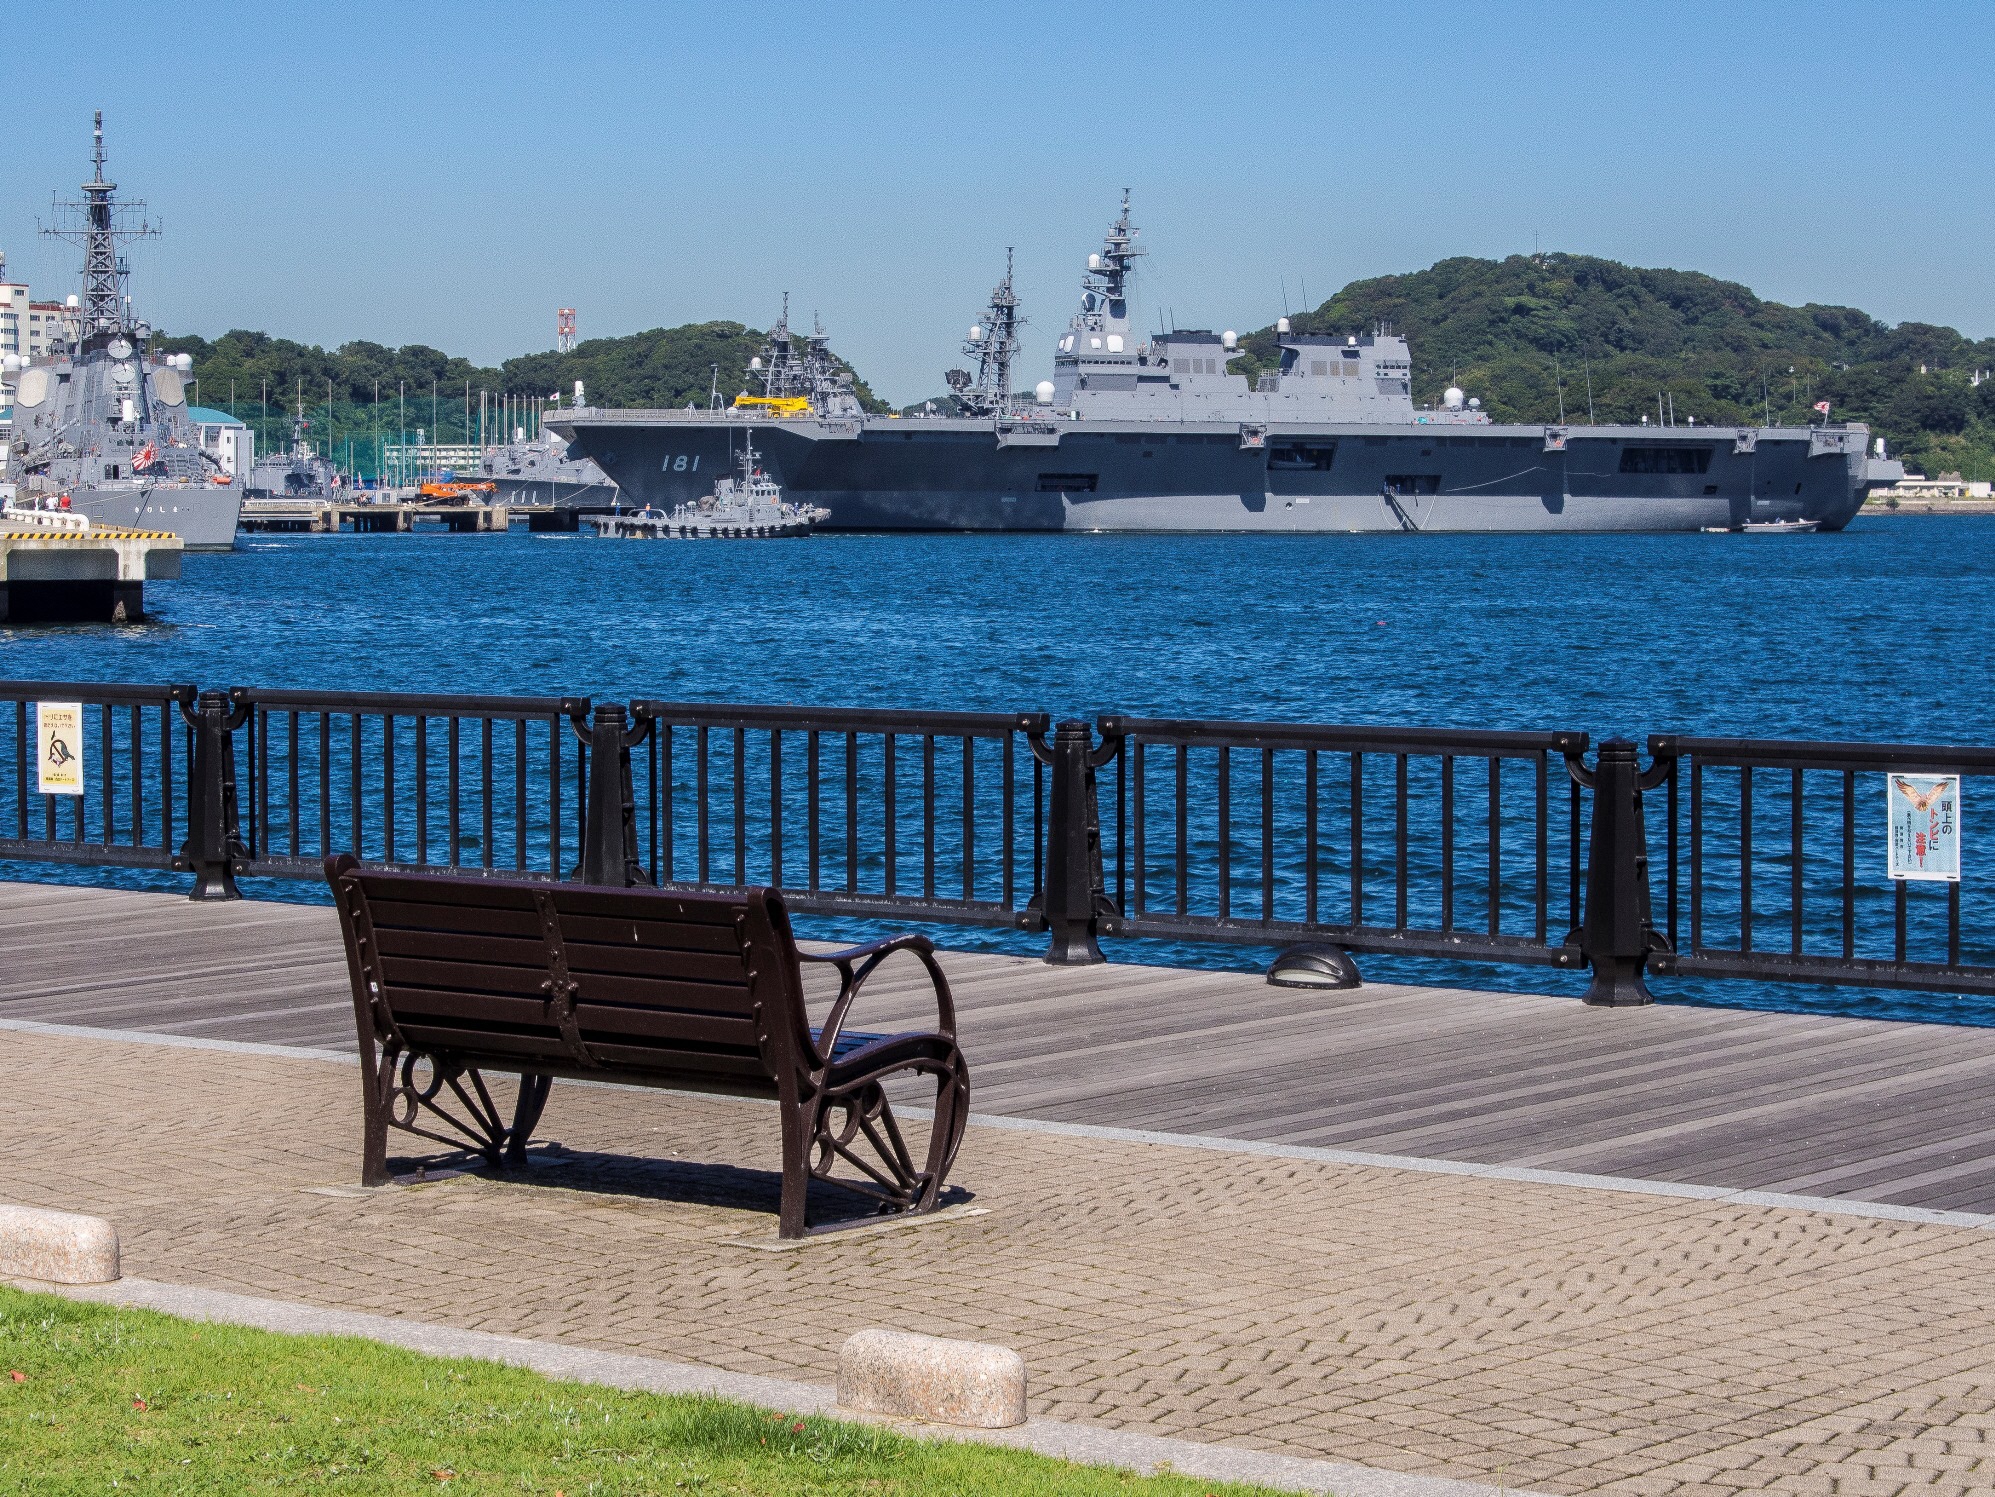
[[778, 1102, 813, 1239], [360, 1058, 393, 1188], [505, 1074, 554, 1166], [799, 1045, 971, 1234]]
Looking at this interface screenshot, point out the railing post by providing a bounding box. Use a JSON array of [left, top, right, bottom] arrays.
[[1574, 736, 1665, 1005], [1031, 719, 1111, 965], [575, 702, 650, 887], [177, 688, 246, 901]]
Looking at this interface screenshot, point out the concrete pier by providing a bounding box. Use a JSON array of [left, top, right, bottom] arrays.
[[238, 500, 511, 535], [0, 524, 183, 622]]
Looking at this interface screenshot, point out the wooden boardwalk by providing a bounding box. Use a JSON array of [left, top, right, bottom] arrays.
[[6, 878, 1995, 1214]]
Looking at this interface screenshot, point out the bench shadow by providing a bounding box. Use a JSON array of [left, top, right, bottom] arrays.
[[386, 1143, 971, 1231]]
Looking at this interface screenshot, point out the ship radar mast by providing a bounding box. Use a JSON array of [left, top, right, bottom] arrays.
[[946, 248, 1024, 418], [40, 111, 157, 347], [1079, 189, 1142, 327], [757, 293, 804, 398]]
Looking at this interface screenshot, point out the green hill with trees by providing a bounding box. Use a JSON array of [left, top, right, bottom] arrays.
[[1234, 253, 1995, 478]]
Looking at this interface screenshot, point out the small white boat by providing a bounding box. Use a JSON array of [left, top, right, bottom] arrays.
[[1740, 518, 1820, 535]]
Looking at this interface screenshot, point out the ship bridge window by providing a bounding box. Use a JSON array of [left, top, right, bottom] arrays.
[[1036, 472, 1098, 493], [1310, 361, 1329, 376], [1618, 446, 1713, 474], [1089, 337, 1102, 349]]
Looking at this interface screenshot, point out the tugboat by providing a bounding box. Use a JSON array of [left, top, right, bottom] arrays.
[[591, 432, 829, 540], [3, 114, 242, 550]]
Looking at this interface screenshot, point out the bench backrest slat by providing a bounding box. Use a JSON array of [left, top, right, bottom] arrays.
[[332, 863, 814, 1092]]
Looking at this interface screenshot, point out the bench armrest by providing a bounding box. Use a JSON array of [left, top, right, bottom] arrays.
[[800, 934, 956, 1064]]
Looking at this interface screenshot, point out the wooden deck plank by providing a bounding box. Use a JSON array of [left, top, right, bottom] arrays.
[[5, 879, 1995, 1213]]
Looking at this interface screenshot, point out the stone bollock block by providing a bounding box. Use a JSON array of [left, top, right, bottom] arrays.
[[0, 1203, 121, 1284], [837, 1327, 1026, 1428]]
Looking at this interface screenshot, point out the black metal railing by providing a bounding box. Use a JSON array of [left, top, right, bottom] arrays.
[[0, 680, 195, 873], [627, 700, 1050, 930], [6, 675, 1995, 1008], [232, 688, 585, 891], [1090, 715, 1591, 969], [1648, 734, 1995, 995]]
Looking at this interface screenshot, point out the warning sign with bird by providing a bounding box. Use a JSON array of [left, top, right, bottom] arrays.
[[1887, 774, 1960, 882], [36, 702, 84, 796]]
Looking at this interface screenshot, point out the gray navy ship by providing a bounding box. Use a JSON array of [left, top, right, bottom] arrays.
[[479, 410, 619, 510], [2, 115, 242, 550], [246, 410, 343, 498], [552, 195, 1890, 534]]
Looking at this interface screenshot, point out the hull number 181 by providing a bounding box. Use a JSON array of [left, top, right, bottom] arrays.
[[663, 454, 701, 473]]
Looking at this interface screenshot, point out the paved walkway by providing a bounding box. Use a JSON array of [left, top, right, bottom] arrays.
[[10, 879, 1995, 1214], [5, 1024, 1995, 1496]]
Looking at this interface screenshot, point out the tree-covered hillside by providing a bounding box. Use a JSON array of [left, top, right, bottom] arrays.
[[1233, 254, 1995, 478]]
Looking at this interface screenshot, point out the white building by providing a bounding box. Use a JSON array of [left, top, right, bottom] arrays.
[[187, 405, 253, 478], [27, 300, 75, 359], [0, 276, 25, 361]]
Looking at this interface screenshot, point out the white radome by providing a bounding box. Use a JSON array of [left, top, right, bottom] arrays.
[[1221, 330, 1237, 350], [1035, 380, 1055, 404], [749, 357, 763, 371], [1087, 253, 1101, 270], [1276, 317, 1291, 334], [969, 325, 983, 342], [1444, 386, 1466, 409]]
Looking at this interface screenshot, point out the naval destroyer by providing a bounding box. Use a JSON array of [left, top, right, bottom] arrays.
[[2, 115, 242, 550], [552, 195, 1887, 534]]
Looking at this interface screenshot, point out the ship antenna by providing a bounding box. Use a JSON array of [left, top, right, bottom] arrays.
[[41, 109, 157, 342]]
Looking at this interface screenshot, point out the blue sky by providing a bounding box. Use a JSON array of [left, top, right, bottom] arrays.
[[7, 0, 1989, 403]]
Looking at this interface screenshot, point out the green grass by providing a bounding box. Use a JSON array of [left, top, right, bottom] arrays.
[[0, 1286, 1278, 1495]]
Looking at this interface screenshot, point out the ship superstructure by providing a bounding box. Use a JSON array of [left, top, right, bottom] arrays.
[[247, 408, 343, 498], [945, 250, 1022, 418], [2, 114, 241, 549], [550, 195, 1886, 535]]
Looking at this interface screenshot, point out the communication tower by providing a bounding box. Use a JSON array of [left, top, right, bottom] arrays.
[[556, 308, 576, 353]]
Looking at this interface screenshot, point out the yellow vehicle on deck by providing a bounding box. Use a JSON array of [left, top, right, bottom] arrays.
[[730, 394, 812, 418]]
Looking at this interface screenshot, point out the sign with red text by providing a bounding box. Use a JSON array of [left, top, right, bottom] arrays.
[[1887, 774, 1960, 882]]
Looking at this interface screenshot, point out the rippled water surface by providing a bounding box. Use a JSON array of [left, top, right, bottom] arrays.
[[6, 515, 1992, 1023]]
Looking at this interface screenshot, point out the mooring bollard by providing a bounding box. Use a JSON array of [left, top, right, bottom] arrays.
[[1573, 736, 1669, 1005], [573, 701, 650, 887], [178, 688, 247, 901], [1029, 719, 1114, 965]]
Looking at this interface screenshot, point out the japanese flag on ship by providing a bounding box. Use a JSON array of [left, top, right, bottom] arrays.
[[1813, 401, 1831, 415]]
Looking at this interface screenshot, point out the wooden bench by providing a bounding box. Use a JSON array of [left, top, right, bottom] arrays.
[[325, 855, 971, 1237]]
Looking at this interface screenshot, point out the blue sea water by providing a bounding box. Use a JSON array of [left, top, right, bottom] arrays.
[[4, 514, 1991, 1023]]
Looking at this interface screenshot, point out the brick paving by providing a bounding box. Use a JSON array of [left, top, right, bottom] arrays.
[[5, 1026, 1995, 1496]]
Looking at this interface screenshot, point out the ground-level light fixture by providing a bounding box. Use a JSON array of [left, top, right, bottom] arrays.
[[1265, 944, 1362, 990]]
